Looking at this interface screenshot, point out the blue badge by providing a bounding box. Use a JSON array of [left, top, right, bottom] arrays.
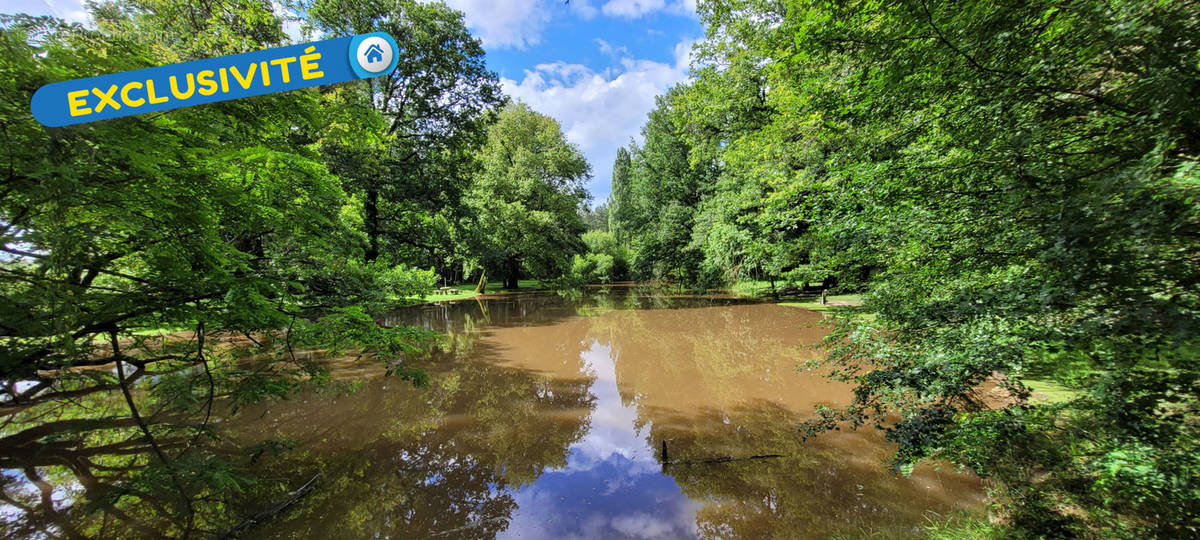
[[349, 33, 400, 79], [30, 32, 399, 127]]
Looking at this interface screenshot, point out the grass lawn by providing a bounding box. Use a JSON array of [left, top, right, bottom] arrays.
[[729, 280, 865, 314], [729, 280, 785, 297], [1020, 378, 1080, 404], [129, 326, 191, 336], [777, 297, 864, 315], [403, 279, 545, 305]]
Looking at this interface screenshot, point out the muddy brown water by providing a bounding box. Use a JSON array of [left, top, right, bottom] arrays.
[[1, 288, 985, 538], [239, 288, 985, 538]]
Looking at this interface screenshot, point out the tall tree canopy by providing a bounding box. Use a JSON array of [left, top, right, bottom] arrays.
[[307, 0, 503, 266], [466, 102, 591, 289], [616, 88, 724, 286], [0, 7, 424, 381], [581, 203, 609, 232], [607, 147, 632, 239]]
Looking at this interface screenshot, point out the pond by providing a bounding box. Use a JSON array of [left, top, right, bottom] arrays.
[[2, 287, 985, 538]]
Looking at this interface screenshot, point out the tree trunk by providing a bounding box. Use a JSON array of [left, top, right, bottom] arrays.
[[474, 270, 487, 293], [364, 188, 380, 263], [504, 256, 520, 289]]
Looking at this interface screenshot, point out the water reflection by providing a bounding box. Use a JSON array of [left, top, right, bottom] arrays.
[[501, 341, 699, 539], [1, 287, 984, 538]]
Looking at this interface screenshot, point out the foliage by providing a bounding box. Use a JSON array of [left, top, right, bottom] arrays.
[[612, 89, 716, 285], [663, 0, 1200, 536], [3, 12, 335, 374], [307, 0, 503, 267], [563, 230, 630, 285], [0, 1, 493, 534], [8, 0, 1200, 535], [594, 0, 1200, 535], [608, 147, 633, 239], [566, 253, 615, 285], [580, 202, 610, 231], [465, 102, 591, 289], [576, 230, 630, 283]]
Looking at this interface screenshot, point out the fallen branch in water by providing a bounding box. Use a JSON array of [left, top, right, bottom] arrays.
[[659, 441, 786, 466], [428, 516, 510, 537], [665, 453, 786, 466], [224, 472, 321, 538]]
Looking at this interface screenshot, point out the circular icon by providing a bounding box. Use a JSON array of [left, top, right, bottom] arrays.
[[356, 36, 393, 73]]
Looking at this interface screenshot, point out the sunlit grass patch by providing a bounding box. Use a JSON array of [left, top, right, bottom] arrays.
[[401, 279, 546, 305], [1020, 378, 1080, 404]]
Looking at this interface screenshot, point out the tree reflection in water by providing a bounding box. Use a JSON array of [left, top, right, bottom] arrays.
[[1, 287, 984, 538]]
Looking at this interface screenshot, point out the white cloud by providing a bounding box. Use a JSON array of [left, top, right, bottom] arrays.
[[501, 37, 695, 201], [497, 339, 703, 540], [433, 0, 694, 51], [594, 38, 628, 59], [439, 0, 547, 49], [601, 0, 664, 18], [437, 0, 550, 50], [600, 0, 696, 19], [569, 0, 600, 20], [4, 0, 89, 23], [435, 0, 602, 49]]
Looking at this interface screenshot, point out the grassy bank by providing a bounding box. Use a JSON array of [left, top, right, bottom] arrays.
[[729, 280, 864, 314], [1022, 377, 1080, 404], [403, 279, 545, 305], [777, 296, 864, 314]]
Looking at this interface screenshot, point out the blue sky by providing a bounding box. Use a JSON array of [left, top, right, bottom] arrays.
[[8, 0, 705, 203]]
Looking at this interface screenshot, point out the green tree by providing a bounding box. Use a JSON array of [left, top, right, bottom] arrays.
[[466, 102, 591, 289], [679, 46, 798, 289], [307, 0, 503, 267], [621, 88, 720, 286], [566, 230, 630, 284], [581, 202, 610, 231], [607, 147, 633, 239]]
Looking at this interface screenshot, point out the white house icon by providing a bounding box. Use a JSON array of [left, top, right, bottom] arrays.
[[364, 43, 384, 63]]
